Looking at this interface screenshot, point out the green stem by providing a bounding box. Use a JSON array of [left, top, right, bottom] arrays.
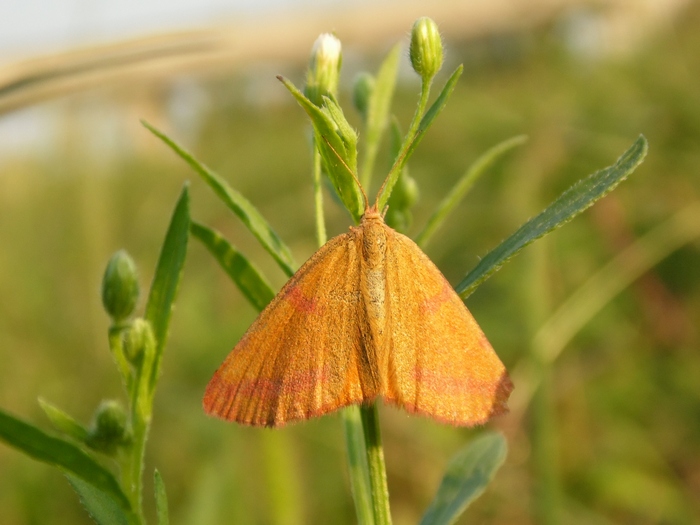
[[377, 79, 431, 208], [108, 325, 132, 392], [407, 80, 432, 144], [360, 404, 392, 525], [127, 416, 149, 523], [313, 147, 327, 246], [122, 322, 157, 524]]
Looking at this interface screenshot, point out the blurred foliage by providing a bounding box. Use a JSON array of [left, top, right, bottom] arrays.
[[1, 3, 700, 524]]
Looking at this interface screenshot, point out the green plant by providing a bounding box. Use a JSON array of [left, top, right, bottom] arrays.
[[0, 188, 189, 525], [0, 17, 647, 525]]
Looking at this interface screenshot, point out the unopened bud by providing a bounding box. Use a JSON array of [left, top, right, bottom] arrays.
[[409, 17, 444, 81], [102, 250, 139, 323], [122, 318, 154, 363], [305, 33, 342, 106], [87, 400, 129, 455], [352, 72, 375, 119]]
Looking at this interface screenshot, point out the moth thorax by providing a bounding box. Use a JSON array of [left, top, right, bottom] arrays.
[[361, 220, 387, 268]]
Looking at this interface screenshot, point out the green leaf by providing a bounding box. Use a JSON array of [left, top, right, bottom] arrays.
[[278, 76, 365, 223], [0, 409, 132, 514], [419, 432, 507, 525], [456, 135, 649, 298], [377, 65, 463, 210], [154, 469, 169, 525], [415, 135, 527, 248], [67, 474, 134, 525], [190, 221, 275, 312], [145, 184, 190, 392], [143, 121, 296, 276], [360, 43, 401, 188], [342, 407, 375, 525], [323, 95, 359, 162], [39, 398, 89, 443]]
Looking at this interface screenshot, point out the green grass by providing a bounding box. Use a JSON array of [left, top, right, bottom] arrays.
[[1, 6, 700, 524]]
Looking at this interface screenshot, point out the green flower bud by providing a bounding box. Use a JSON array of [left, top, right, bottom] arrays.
[[87, 400, 130, 455], [102, 250, 139, 323], [305, 33, 342, 106], [409, 17, 444, 81], [352, 72, 375, 119], [122, 318, 154, 363]]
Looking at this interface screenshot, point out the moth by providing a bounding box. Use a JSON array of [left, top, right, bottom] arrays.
[[203, 168, 513, 427]]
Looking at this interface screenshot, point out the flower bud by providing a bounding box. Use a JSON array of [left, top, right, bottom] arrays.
[[122, 318, 154, 363], [352, 72, 375, 119], [87, 400, 129, 455], [305, 33, 342, 106], [409, 17, 444, 81], [102, 250, 139, 323]]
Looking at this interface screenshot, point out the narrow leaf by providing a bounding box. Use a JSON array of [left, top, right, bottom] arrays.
[[419, 432, 507, 525], [323, 95, 359, 162], [377, 65, 463, 210], [145, 184, 190, 391], [0, 409, 131, 513], [456, 135, 649, 298], [360, 43, 401, 188], [154, 469, 169, 525], [415, 135, 527, 248], [143, 121, 296, 276], [278, 76, 365, 222], [190, 221, 275, 312], [67, 473, 134, 525], [38, 398, 89, 443], [343, 407, 375, 525]]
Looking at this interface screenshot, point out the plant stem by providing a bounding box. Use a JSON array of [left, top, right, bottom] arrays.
[[360, 404, 392, 525], [342, 407, 375, 525], [127, 415, 149, 523], [377, 79, 431, 209], [108, 325, 132, 394], [312, 147, 326, 247], [407, 80, 432, 143]]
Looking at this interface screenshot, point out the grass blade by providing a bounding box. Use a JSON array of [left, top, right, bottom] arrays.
[[145, 184, 190, 391], [456, 135, 649, 298], [0, 409, 132, 514], [143, 121, 296, 276], [415, 135, 527, 248], [419, 432, 507, 525], [190, 221, 275, 311]]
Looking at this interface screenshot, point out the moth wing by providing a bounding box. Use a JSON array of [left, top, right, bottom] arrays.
[[203, 230, 378, 427], [381, 228, 513, 426]]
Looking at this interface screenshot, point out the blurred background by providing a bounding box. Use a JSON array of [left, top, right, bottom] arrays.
[[1, 0, 699, 523]]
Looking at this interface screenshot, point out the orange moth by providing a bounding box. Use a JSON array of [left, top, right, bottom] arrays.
[[204, 169, 513, 428]]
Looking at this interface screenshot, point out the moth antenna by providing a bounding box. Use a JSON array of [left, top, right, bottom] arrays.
[[321, 135, 369, 210], [374, 134, 419, 209]]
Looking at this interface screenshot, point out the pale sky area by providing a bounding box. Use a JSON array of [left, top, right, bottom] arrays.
[[0, 0, 342, 59]]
